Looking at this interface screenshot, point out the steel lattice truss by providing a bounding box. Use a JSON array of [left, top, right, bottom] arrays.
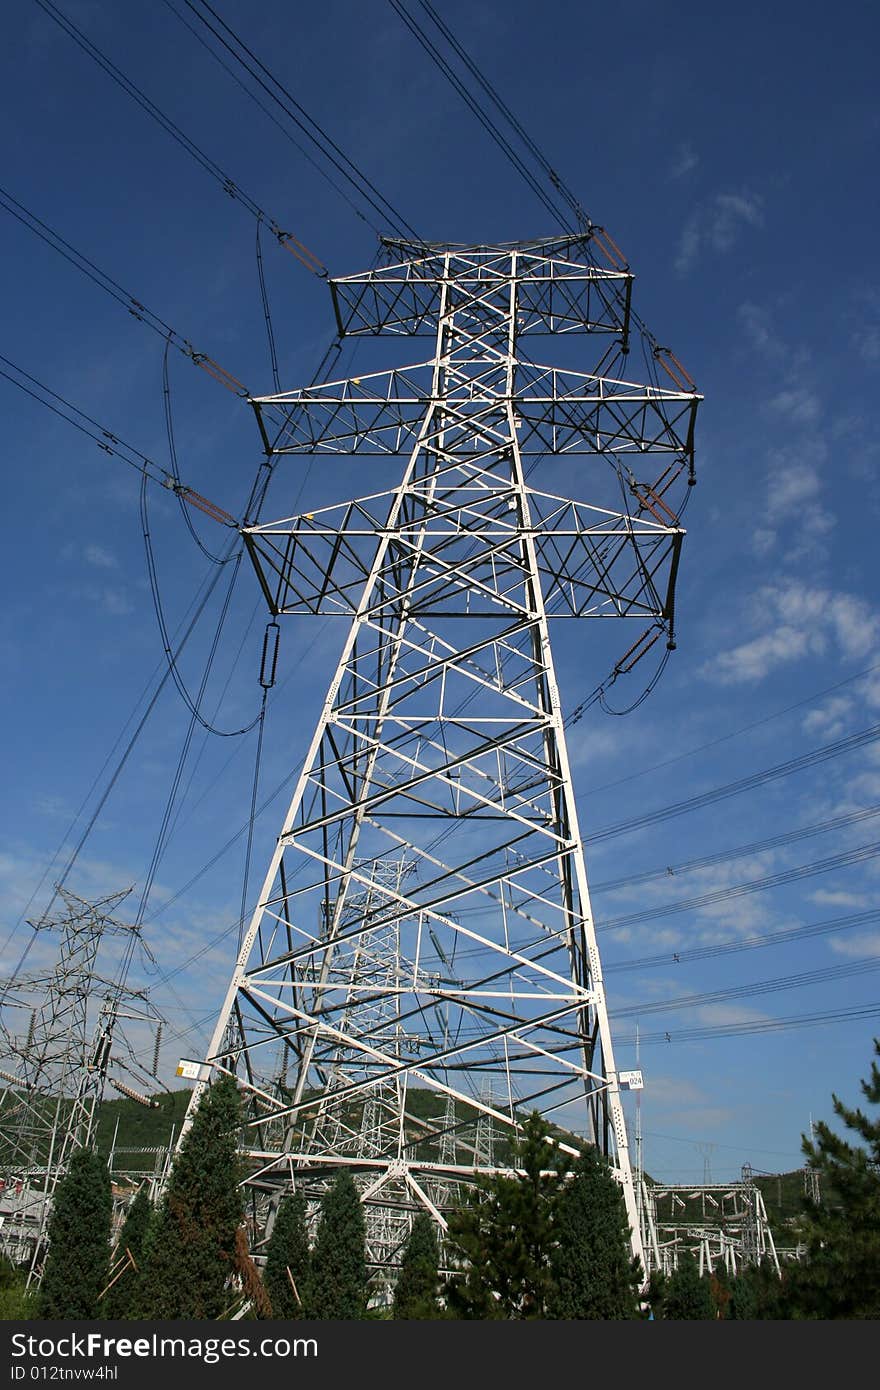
[[0, 889, 160, 1273], [184, 235, 701, 1276], [641, 1180, 780, 1278]]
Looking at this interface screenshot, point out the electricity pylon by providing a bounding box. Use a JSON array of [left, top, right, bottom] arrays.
[[182, 235, 700, 1277], [0, 888, 161, 1275]]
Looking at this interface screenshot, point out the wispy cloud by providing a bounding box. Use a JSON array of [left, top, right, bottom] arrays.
[[670, 142, 699, 179], [766, 453, 824, 521], [694, 1003, 769, 1027], [810, 888, 871, 909], [700, 581, 880, 685], [84, 543, 118, 570], [755, 441, 836, 557], [802, 696, 855, 739], [828, 931, 880, 958], [78, 582, 134, 617], [766, 386, 821, 426], [737, 302, 786, 359], [854, 325, 880, 364], [676, 191, 764, 274]]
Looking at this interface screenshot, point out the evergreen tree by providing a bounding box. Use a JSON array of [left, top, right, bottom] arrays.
[[232, 1226, 272, 1320], [787, 1037, 880, 1319], [39, 1148, 112, 1319], [264, 1191, 310, 1319], [661, 1253, 715, 1320], [644, 1267, 668, 1320], [547, 1145, 641, 1319], [0, 1255, 38, 1320], [104, 1187, 152, 1319], [708, 1263, 732, 1320], [136, 1076, 244, 1319], [305, 1171, 368, 1319], [393, 1211, 441, 1319], [728, 1259, 786, 1320], [445, 1111, 570, 1319]]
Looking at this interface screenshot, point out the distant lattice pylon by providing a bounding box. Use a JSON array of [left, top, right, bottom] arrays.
[[0, 887, 160, 1276]]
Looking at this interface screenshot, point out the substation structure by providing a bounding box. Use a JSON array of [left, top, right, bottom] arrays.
[[0, 889, 163, 1277], [180, 234, 701, 1291], [641, 1178, 781, 1278]]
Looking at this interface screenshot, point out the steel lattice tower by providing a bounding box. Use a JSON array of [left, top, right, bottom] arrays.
[[0, 889, 160, 1274], [181, 235, 700, 1277]]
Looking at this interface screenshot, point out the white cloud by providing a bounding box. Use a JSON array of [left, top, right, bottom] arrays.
[[83, 584, 134, 617], [737, 302, 784, 358], [857, 669, 880, 710], [809, 889, 871, 909], [766, 387, 821, 426], [752, 526, 777, 556], [670, 142, 699, 179], [854, 325, 880, 364], [760, 441, 836, 556], [566, 723, 626, 769], [700, 581, 880, 685], [828, 931, 880, 958], [676, 191, 764, 274], [766, 458, 823, 521], [694, 1003, 768, 1027], [802, 696, 854, 739], [84, 544, 118, 570], [703, 625, 814, 685]]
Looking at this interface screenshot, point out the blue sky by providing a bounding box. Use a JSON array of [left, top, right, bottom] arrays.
[[1, 0, 879, 1185]]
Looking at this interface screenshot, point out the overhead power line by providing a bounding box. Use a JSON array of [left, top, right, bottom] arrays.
[[386, 0, 698, 386], [614, 1001, 880, 1049], [0, 349, 240, 527], [159, 0, 379, 232], [0, 351, 172, 490], [584, 721, 880, 844], [593, 801, 880, 895], [179, 0, 422, 243], [30, 0, 326, 275], [387, 0, 575, 232], [414, 0, 589, 229], [0, 181, 254, 399], [606, 905, 880, 974], [613, 953, 880, 1020], [598, 837, 880, 933], [582, 660, 880, 796]]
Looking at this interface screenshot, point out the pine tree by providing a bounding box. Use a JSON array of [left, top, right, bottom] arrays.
[[708, 1262, 732, 1320], [305, 1171, 368, 1319], [445, 1111, 570, 1319], [547, 1145, 641, 1319], [0, 1255, 39, 1320], [787, 1037, 880, 1319], [264, 1191, 310, 1319], [136, 1076, 244, 1319], [232, 1226, 273, 1320], [104, 1187, 151, 1319], [393, 1211, 441, 1319], [661, 1253, 715, 1320], [644, 1268, 667, 1320], [39, 1148, 112, 1319], [728, 1259, 786, 1320]]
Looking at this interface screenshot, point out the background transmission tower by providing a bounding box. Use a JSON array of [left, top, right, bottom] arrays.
[[181, 234, 700, 1279], [0, 888, 162, 1274]]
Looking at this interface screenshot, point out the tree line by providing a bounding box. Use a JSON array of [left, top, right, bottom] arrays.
[[4, 1038, 878, 1320]]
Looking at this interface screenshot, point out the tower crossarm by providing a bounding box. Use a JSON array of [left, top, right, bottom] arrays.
[[243, 489, 682, 622], [330, 245, 633, 340], [252, 362, 698, 462]]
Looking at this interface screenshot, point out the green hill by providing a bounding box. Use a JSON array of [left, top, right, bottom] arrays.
[[94, 1088, 193, 1167]]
